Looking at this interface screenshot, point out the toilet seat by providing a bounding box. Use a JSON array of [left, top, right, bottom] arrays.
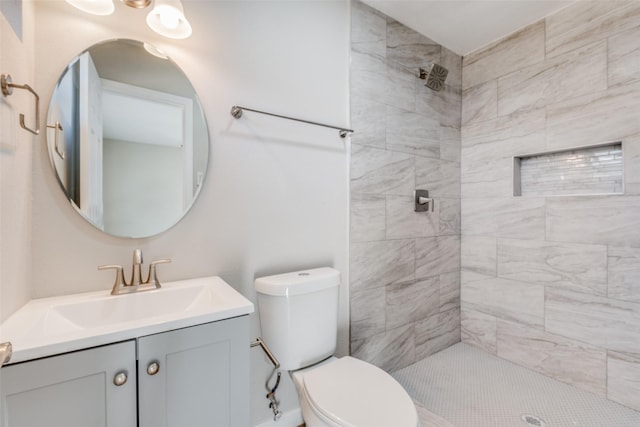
[[298, 356, 417, 427]]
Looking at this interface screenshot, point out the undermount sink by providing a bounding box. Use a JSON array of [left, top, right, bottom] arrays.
[[0, 276, 254, 364]]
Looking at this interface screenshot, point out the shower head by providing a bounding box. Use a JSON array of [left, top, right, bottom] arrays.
[[419, 63, 448, 91]]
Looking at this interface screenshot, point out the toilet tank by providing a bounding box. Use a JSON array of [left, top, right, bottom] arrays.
[[255, 267, 340, 371]]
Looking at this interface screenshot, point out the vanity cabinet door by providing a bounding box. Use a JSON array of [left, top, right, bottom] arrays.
[[138, 316, 250, 427], [0, 340, 137, 427]]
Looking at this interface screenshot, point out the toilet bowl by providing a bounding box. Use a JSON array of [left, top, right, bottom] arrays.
[[291, 356, 418, 427], [255, 267, 418, 427]]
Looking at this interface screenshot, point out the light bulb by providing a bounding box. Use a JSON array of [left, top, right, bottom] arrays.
[[159, 9, 180, 29], [146, 0, 192, 39]]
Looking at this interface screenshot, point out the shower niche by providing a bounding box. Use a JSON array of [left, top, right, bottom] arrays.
[[514, 142, 623, 197]]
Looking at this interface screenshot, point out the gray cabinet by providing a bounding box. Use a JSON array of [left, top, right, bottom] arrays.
[[0, 340, 137, 427], [138, 316, 250, 427], [1, 316, 249, 427]]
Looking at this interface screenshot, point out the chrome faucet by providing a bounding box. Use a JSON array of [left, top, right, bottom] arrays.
[[98, 249, 171, 295]]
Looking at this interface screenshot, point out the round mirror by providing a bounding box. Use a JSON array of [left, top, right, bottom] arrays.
[[46, 39, 209, 238]]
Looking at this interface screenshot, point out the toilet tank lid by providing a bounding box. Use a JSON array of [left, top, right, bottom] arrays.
[[255, 267, 340, 296]]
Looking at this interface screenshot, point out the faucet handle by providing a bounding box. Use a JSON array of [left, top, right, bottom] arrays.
[[98, 264, 127, 295], [132, 249, 143, 265], [146, 259, 171, 288]]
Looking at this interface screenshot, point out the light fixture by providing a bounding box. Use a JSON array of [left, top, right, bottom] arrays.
[[120, 0, 151, 8], [143, 42, 169, 59], [65, 0, 115, 15], [146, 0, 192, 39]]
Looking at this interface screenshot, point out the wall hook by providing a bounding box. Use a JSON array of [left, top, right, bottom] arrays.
[[1, 74, 40, 135]]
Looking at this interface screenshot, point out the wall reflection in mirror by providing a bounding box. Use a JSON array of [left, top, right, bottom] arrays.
[[47, 39, 209, 238]]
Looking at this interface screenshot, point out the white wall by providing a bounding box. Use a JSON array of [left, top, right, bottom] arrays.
[[1, 0, 35, 323], [29, 1, 350, 425]]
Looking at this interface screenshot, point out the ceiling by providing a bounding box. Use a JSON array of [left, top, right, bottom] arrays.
[[362, 0, 575, 56]]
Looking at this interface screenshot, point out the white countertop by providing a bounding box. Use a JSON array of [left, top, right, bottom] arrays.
[[0, 276, 254, 364]]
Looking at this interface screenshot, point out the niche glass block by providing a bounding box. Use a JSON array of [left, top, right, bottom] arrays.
[[514, 143, 623, 197]]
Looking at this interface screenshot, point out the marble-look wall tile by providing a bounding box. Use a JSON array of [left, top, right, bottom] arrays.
[[385, 61, 417, 112], [461, 197, 545, 240], [461, 131, 540, 198], [461, 308, 497, 354], [350, 287, 386, 341], [496, 321, 607, 396], [461, 269, 491, 284], [440, 126, 460, 163], [439, 271, 460, 312], [546, 1, 640, 59], [462, 107, 545, 148], [352, 38, 386, 70], [607, 351, 640, 412], [386, 277, 439, 330], [416, 86, 461, 129], [415, 81, 444, 121], [608, 246, 640, 303], [351, 323, 415, 372], [461, 235, 496, 276], [440, 46, 462, 90], [461, 275, 545, 328], [415, 308, 460, 360], [416, 157, 460, 198], [438, 86, 462, 129], [545, 288, 640, 354], [415, 85, 462, 129], [350, 194, 386, 242], [609, 25, 640, 87], [350, 239, 415, 291], [351, 0, 386, 46], [463, 21, 545, 89], [350, 1, 461, 367], [351, 47, 386, 102], [546, 81, 640, 151], [498, 40, 607, 117], [350, 97, 386, 148], [546, 196, 640, 247], [415, 235, 460, 279], [462, 79, 497, 126], [438, 198, 460, 236], [624, 133, 640, 195], [386, 195, 439, 239], [497, 239, 608, 295], [350, 144, 415, 195], [386, 105, 440, 158], [459, 0, 640, 400], [386, 19, 440, 69]]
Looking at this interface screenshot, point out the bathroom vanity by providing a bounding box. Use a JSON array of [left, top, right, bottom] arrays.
[[0, 276, 253, 427]]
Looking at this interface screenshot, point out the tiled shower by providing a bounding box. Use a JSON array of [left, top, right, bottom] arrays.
[[349, 0, 462, 373], [350, 0, 640, 414]]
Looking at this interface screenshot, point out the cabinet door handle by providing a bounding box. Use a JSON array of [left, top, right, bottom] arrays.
[[113, 371, 128, 386], [147, 361, 160, 376]]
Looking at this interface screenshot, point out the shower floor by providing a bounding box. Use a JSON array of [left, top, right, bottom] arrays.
[[392, 343, 640, 427]]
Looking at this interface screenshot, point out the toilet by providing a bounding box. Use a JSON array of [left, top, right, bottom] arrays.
[[255, 267, 418, 427]]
